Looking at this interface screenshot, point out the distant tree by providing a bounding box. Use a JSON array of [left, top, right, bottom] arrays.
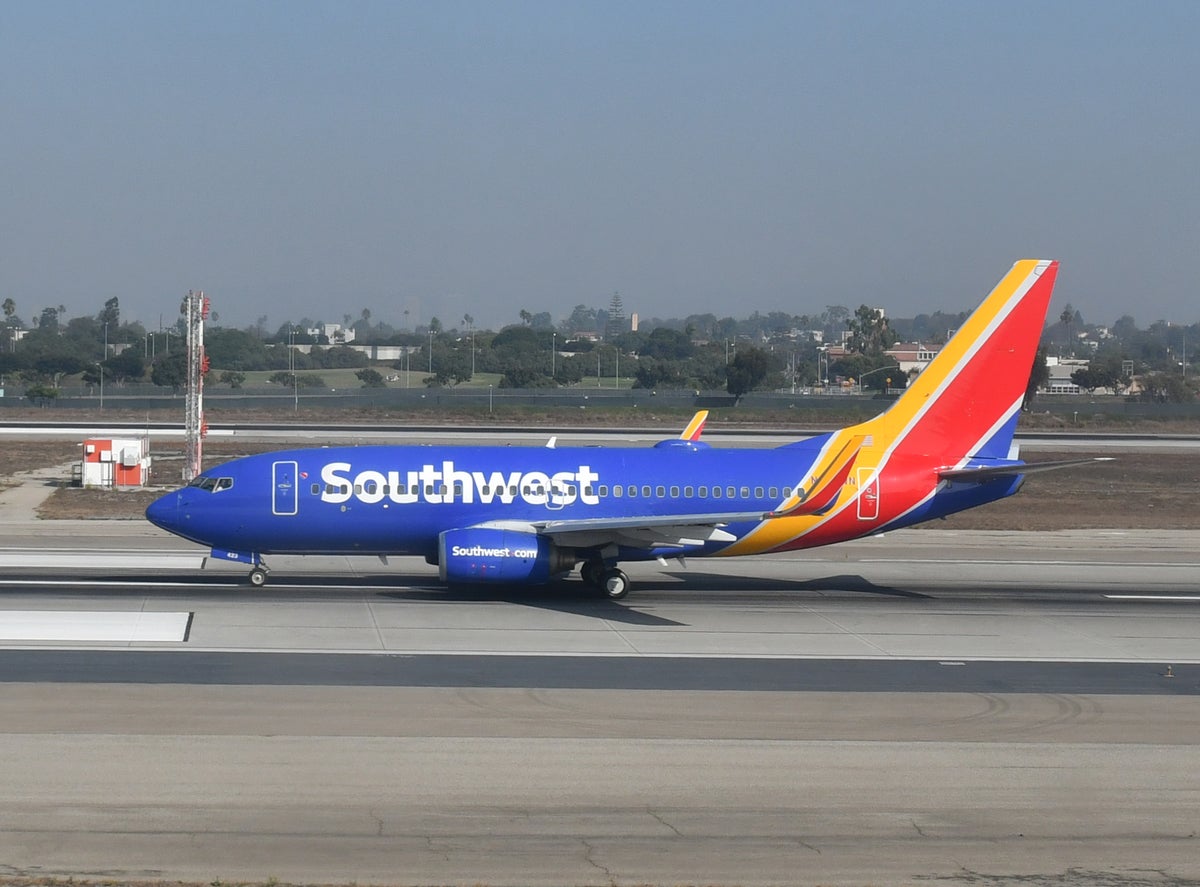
[[605, 292, 626, 340], [1137, 372, 1195, 403], [633, 358, 689, 389], [519, 308, 532, 326], [103, 348, 145, 383], [295, 373, 326, 389], [726, 346, 771, 401], [1070, 355, 1127, 394], [639, 327, 694, 361], [151, 351, 188, 391], [1023, 345, 1050, 408], [355, 368, 386, 387], [24, 384, 59, 406], [34, 352, 85, 384], [98, 296, 120, 328], [268, 370, 294, 386], [315, 345, 368, 369], [38, 306, 60, 331], [2, 298, 15, 322], [219, 370, 246, 389], [846, 305, 896, 355]]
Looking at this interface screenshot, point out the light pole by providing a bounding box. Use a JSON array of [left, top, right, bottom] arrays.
[[100, 322, 107, 410], [289, 327, 298, 412], [551, 332, 556, 380], [488, 384, 493, 415], [857, 364, 898, 394], [428, 330, 434, 375]]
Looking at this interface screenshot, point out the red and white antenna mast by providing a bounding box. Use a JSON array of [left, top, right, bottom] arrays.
[[182, 290, 210, 482]]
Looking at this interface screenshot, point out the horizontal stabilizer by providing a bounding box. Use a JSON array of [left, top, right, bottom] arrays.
[[938, 457, 1114, 484]]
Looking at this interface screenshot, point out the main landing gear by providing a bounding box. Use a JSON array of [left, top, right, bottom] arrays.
[[580, 561, 630, 600]]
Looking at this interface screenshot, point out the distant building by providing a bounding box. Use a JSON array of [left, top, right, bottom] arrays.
[[884, 342, 941, 375], [307, 323, 356, 345]]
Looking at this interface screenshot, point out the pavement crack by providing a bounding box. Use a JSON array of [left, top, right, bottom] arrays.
[[911, 818, 929, 838], [581, 838, 617, 886], [796, 837, 822, 854], [647, 808, 682, 837], [368, 808, 384, 837]]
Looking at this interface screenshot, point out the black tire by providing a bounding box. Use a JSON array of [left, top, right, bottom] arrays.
[[580, 561, 601, 587], [600, 568, 630, 600], [248, 567, 268, 588]]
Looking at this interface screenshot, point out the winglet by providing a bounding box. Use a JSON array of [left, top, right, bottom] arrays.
[[766, 433, 865, 518], [679, 410, 709, 442]]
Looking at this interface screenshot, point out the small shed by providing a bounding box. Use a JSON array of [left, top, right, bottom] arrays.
[[81, 438, 152, 488]]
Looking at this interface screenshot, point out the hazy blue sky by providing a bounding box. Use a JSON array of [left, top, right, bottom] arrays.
[[3, 1, 1198, 332]]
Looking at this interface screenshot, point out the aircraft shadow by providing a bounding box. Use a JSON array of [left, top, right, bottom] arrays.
[[377, 582, 687, 627], [657, 571, 931, 599]]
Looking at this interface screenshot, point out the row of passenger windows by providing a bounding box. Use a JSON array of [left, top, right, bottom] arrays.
[[315, 482, 796, 500]]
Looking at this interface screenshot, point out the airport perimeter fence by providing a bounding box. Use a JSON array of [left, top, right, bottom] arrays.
[[3, 384, 1200, 421]]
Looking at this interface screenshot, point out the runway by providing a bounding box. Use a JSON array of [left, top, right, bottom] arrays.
[[2, 527, 1199, 886]]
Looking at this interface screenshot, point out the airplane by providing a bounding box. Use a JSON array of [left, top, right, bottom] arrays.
[[146, 259, 1098, 599]]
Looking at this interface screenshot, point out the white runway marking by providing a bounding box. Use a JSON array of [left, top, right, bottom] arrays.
[[1104, 595, 1200, 601], [0, 611, 191, 642]]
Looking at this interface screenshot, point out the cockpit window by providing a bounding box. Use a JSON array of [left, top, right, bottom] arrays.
[[187, 476, 234, 492]]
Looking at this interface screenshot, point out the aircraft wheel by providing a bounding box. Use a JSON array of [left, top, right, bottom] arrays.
[[580, 561, 601, 587], [248, 567, 268, 588], [600, 568, 630, 600]]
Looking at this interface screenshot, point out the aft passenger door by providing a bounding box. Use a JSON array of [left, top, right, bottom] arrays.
[[273, 460, 299, 516], [856, 467, 880, 520]]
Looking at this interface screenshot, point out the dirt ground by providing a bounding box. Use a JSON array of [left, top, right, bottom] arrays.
[[6, 436, 1194, 530]]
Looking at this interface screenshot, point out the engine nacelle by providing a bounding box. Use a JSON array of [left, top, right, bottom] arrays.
[[438, 527, 573, 584]]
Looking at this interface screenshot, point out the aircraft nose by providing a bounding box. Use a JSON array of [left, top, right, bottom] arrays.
[[145, 490, 180, 532]]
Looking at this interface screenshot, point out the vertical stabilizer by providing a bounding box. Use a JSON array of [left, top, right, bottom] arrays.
[[859, 259, 1058, 466]]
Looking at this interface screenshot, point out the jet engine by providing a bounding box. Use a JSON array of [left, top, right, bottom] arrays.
[[438, 527, 574, 584]]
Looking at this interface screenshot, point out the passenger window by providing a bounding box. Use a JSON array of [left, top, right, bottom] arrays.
[[726, 486, 736, 498], [769, 486, 778, 498], [613, 485, 622, 498], [642, 485, 652, 498], [740, 486, 749, 498], [713, 487, 722, 499], [655, 485, 665, 497], [684, 486, 693, 497], [754, 487, 763, 498], [628, 485, 637, 497], [670, 485, 680, 497], [311, 483, 320, 495], [699, 486, 708, 498], [598, 485, 608, 497]]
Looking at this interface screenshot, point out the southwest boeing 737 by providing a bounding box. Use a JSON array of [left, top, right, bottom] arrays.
[[147, 259, 1089, 599]]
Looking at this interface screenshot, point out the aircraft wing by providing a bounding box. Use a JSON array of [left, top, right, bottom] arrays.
[[938, 456, 1114, 483], [530, 510, 768, 549]]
